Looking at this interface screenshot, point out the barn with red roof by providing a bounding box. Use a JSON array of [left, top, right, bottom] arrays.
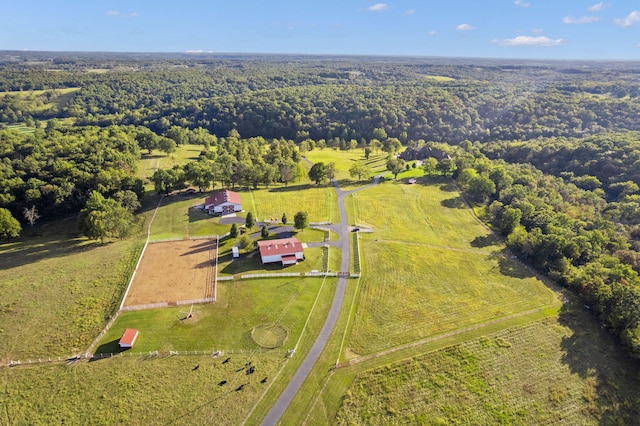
[[257, 237, 304, 266], [204, 189, 242, 215]]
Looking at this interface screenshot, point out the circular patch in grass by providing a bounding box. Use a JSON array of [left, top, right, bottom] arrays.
[[251, 324, 289, 349]]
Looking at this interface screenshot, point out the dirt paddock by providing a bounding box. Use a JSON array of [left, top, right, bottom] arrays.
[[123, 239, 216, 306]]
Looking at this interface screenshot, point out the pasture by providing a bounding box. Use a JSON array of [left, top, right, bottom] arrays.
[[345, 177, 557, 355], [349, 241, 557, 354], [97, 276, 326, 353], [337, 310, 640, 424], [0, 353, 286, 425], [138, 144, 205, 182], [0, 218, 142, 361]]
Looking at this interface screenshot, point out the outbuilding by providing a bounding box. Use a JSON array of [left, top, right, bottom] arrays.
[[258, 237, 304, 266], [204, 190, 242, 215], [119, 328, 139, 349]]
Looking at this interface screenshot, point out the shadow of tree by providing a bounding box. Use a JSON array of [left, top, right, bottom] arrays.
[[557, 305, 640, 424], [441, 197, 466, 209], [471, 234, 500, 248], [494, 255, 536, 279]]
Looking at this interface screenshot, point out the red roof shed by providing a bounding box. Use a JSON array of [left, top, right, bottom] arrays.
[[119, 328, 139, 348]]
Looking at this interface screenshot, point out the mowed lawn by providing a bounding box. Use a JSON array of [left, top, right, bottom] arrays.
[[348, 178, 557, 355], [0, 219, 142, 361], [350, 176, 503, 250], [246, 184, 337, 224], [304, 149, 389, 182], [148, 194, 230, 239], [97, 277, 327, 353], [338, 311, 640, 424], [0, 352, 285, 425]]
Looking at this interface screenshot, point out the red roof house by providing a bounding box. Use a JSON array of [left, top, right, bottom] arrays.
[[204, 190, 242, 215], [118, 328, 139, 348], [257, 237, 304, 266]]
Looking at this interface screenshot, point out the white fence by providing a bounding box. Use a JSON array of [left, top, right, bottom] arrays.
[[240, 272, 302, 279], [217, 276, 235, 281], [176, 298, 215, 306], [121, 302, 169, 311], [309, 221, 332, 225]]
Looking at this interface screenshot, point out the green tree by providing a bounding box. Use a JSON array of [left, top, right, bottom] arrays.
[[230, 223, 239, 239], [184, 161, 214, 192], [245, 211, 256, 230], [386, 158, 405, 179], [261, 224, 269, 238], [294, 211, 308, 230], [436, 157, 457, 176], [349, 162, 371, 181], [370, 139, 383, 154], [282, 213, 287, 225], [78, 191, 133, 242], [238, 234, 254, 252], [308, 162, 327, 185], [158, 137, 177, 155], [364, 146, 372, 160], [0, 208, 21, 239], [422, 157, 438, 175]]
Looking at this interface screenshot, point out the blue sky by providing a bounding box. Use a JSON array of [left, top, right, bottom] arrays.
[[1, 1, 639, 60]]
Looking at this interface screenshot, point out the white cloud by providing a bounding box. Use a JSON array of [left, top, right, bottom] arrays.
[[562, 15, 601, 24], [428, 30, 437, 36], [588, 2, 610, 12], [186, 50, 214, 54], [492, 36, 565, 47], [367, 3, 388, 12], [514, 0, 530, 8], [105, 10, 138, 18], [404, 9, 416, 15], [614, 11, 640, 27], [456, 23, 475, 31]]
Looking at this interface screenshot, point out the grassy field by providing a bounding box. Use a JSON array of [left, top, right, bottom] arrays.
[[138, 145, 205, 182], [97, 276, 326, 353], [0, 353, 286, 425], [0, 219, 143, 361], [0, 87, 81, 114], [344, 176, 557, 355], [336, 310, 640, 424], [349, 242, 557, 355], [246, 184, 338, 224]]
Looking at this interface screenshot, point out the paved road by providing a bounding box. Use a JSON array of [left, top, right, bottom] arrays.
[[261, 179, 352, 426]]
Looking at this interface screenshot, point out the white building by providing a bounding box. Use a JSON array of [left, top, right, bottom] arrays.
[[257, 237, 304, 266]]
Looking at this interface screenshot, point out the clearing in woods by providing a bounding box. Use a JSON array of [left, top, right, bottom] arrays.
[[123, 239, 216, 306]]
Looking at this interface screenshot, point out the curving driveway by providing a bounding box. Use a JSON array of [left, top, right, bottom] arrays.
[[261, 178, 373, 425]]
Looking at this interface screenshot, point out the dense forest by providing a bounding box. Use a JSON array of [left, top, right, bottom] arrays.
[[1, 52, 640, 356]]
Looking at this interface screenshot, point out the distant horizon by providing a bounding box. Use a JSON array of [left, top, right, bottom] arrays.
[[3, 49, 640, 65], [2, 1, 639, 61]]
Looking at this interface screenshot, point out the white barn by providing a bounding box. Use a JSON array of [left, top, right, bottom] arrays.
[[204, 190, 242, 215], [257, 237, 304, 266]]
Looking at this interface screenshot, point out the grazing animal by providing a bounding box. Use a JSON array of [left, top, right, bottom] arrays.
[[192, 364, 199, 371], [247, 366, 255, 375], [222, 357, 231, 364], [218, 380, 227, 386], [235, 384, 246, 392], [260, 377, 268, 384]]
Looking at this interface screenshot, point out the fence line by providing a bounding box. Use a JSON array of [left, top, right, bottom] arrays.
[[3, 348, 290, 368], [309, 221, 332, 226], [240, 272, 302, 279], [121, 302, 170, 311], [149, 234, 218, 244], [217, 276, 235, 281], [175, 298, 216, 306]]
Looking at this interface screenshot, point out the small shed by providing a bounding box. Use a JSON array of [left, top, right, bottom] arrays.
[[232, 246, 240, 258], [119, 328, 139, 349]]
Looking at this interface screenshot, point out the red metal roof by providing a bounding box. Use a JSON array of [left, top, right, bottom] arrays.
[[257, 237, 303, 257], [204, 190, 241, 207], [119, 328, 139, 347]]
